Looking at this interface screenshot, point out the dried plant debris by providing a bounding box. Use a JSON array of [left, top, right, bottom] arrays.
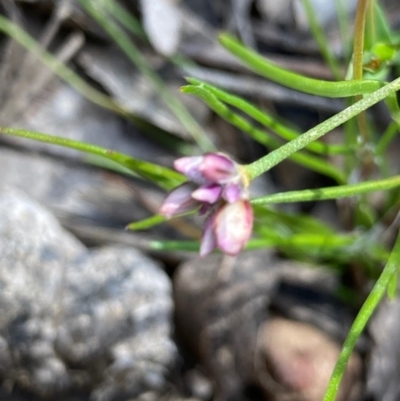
[[77, 44, 210, 140], [174, 251, 363, 401]]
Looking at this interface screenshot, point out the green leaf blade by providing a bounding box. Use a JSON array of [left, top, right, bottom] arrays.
[[0, 127, 184, 190]]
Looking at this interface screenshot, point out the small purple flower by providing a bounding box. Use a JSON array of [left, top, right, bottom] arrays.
[[199, 215, 218, 257], [199, 153, 238, 182], [191, 183, 222, 204], [222, 182, 242, 203], [174, 153, 238, 185], [160, 153, 253, 256], [159, 183, 199, 218], [174, 156, 205, 183], [199, 200, 253, 257], [214, 200, 253, 255]]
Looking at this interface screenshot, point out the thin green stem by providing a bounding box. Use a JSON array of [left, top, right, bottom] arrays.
[[251, 175, 400, 204], [187, 78, 350, 155], [126, 215, 166, 230], [0, 126, 184, 189], [323, 230, 400, 401], [377, 122, 399, 155], [246, 76, 400, 180], [219, 33, 383, 98], [102, 0, 147, 39], [182, 85, 345, 182]]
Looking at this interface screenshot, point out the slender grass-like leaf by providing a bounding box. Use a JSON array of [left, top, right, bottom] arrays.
[[126, 215, 166, 230], [0, 127, 184, 190], [251, 175, 400, 204], [101, 0, 147, 39], [376, 122, 399, 155], [323, 230, 400, 401], [219, 33, 382, 97], [246, 76, 400, 179], [253, 205, 336, 235], [148, 238, 278, 252], [186, 77, 350, 155], [182, 85, 345, 183], [364, 0, 393, 49]]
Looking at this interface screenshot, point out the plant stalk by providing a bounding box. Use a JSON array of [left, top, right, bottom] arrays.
[[246, 77, 400, 179]]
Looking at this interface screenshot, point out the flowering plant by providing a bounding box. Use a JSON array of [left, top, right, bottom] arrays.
[[1, 2, 400, 400], [160, 153, 253, 256]]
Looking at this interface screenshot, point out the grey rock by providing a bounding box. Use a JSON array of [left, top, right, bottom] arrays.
[[0, 188, 176, 400], [0, 81, 169, 239], [174, 251, 362, 401]]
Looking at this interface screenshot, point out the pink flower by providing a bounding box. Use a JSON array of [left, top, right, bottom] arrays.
[[160, 153, 253, 256], [174, 153, 238, 185], [200, 200, 253, 257], [159, 183, 199, 218]]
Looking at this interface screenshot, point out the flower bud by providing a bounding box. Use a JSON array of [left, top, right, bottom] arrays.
[[173, 156, 205, 184], [214, 200, 253, 255], [191, 183, 222, 204], [222, 182, 242, 203], [199, 215, 217, 257], [159, 183, 199, 218], [199, 153, 237, 183]]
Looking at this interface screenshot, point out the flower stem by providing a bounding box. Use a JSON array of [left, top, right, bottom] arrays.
[[245, 77, 400, 180]]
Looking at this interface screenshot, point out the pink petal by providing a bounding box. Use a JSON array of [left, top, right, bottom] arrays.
[[159, 183, 199, 218], [200, 215, 217, 257], [222, 182, 242, 203], [173, 156, 206, 183], [214, 200, 253, 255], [199, 153, 237, 183], [191, 183, 222, 204]]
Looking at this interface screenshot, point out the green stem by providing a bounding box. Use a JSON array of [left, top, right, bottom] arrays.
[[187, 78, 350, 155], [246, 77, 400, 179], [251, 175, 400, 204], [376, 122, 398, 155], [323, 230, 400, 401], [0, 126, 184, 189], [219, 33, 383, 98], [182, 85, 345, 182]]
